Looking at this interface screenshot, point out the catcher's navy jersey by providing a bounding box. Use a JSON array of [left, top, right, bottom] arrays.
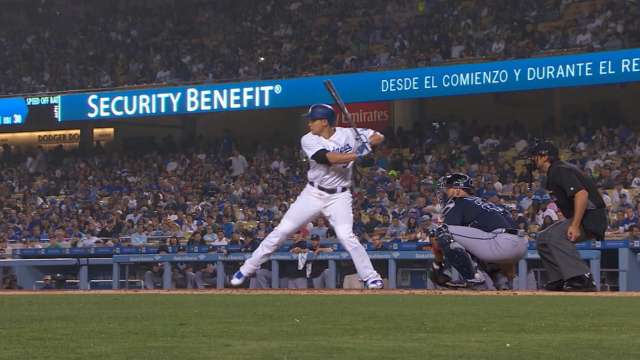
[[443, 196, 516, 232]]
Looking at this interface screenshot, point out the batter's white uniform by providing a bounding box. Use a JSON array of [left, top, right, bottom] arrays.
[[239, 127, 382, 283]]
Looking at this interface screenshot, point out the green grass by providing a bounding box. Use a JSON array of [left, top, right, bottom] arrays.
[[0, 294, 638, 360]]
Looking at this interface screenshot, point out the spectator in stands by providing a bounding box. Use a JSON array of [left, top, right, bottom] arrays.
[[386, 216, 407, 240], [406, 216, 419, 233], [144, 263, 163, 289], [97, 220, 118, 239], [187, 232, 207, 248], [400, 169, 418, 190], [310, 217, 329, 241], [130, 224, 148, 247], [239, 232, 259, 253], [5, 110, 640, 261], [227, 232, 242, 247], [202, 225, 218, 243], [78, 233, 101, 248], [229, 150, 248, 177], [628, 225, 640, 240], [47, 228, 68, 249], [610, 210, 627, 233], [419, 214, 437, 233], [540, 215, 556, 231], [222, 217, 235, 238], [535, 200, 559, 226], [630, 170, 640, 188], [3, 0, 639, 95], [622, 207, 639, 231], [515, 212, 529, 232], [166, 236, 180, 248], [211, 229, 229, 246], [0, 237, 8, 259], [26, 225, 45, 242]]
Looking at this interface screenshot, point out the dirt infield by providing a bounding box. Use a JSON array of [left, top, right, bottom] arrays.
[[2, 289, 640, 296]]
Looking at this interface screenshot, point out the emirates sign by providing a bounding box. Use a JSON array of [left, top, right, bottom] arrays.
[[334, 102, 391, 132]]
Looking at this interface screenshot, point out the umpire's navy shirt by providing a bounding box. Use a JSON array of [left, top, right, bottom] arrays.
[[444, 196, 516, 232], [545, 160, 605, 218]]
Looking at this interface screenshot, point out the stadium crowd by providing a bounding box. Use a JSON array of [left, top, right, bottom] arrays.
[[1, 0, 638, 95], [2, 118, 640, 262]]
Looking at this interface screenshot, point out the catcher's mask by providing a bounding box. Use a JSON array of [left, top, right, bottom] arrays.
[[437, 173, 474, 206]]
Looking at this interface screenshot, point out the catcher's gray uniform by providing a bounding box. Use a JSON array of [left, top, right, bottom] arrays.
[[443, 196, 527, 263], [434, 196, 527, 283], [447, 225, 527, 263]]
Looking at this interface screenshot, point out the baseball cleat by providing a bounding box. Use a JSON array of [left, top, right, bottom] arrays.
[[445, 273, 485, 288], [444, 279, 468, 288], [543, 279, 565, 291], [230, 271, 246, 286], [563, 273, 597, 292], [365, 279, 384, 289]]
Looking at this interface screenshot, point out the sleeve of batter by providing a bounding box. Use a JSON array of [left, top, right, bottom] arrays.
[[300, 135, 327, 159], [554, 167, 585, 198]]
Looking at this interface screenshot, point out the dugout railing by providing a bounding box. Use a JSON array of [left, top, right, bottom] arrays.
[[3, 240, 639, 291]]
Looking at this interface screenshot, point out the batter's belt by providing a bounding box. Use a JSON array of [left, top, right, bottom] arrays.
[[308, 181, 349, 194]]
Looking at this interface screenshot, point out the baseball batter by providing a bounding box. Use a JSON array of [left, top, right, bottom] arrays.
[[231, 104, 384, 289], [431, 173, 528, 288]]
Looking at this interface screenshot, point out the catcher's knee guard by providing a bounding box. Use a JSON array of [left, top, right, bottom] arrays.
[[434, 225, 477, 280]]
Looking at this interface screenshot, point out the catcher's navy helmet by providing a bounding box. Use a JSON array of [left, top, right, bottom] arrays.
[[439, 173, 474, 193], [303, 104, 336, 126]]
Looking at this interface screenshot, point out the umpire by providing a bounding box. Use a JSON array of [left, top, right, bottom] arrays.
[[529, 140, 607, 291]]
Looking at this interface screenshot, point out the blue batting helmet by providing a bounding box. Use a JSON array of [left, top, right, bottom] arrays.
[[303, 104, 336, 126]]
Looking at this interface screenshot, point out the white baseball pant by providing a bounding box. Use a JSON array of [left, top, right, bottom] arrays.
[[239, 185, 381, 283]]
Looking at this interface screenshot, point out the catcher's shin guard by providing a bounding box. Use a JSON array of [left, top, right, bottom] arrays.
[[435, 225, 477, 280]]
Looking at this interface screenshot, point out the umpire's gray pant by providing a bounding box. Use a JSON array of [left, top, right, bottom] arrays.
[[535, 219, 590, 282], [448, 225, 528, 263]]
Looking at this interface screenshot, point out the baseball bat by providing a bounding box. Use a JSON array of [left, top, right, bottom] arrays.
[[323, 80, 367, 143]]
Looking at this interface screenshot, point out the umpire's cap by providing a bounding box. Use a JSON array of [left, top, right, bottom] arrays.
[[439, 173, 474, 193], [303, 104, 336, 126], [527, 139, 559, 159]]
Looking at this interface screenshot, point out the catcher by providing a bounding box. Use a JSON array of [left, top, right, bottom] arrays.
[[430, 173, 528, 288]]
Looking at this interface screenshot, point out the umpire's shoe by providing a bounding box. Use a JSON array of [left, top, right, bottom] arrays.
[[563, 273, 597, 292], [543, 279, 565, 291]]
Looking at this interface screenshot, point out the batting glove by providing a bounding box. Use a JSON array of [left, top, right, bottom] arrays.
[[355, 141, 371, 158]]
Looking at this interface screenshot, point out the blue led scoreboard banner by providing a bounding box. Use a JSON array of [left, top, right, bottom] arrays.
[[18, 48, 640, 122], [0, 95, 60, 126]]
